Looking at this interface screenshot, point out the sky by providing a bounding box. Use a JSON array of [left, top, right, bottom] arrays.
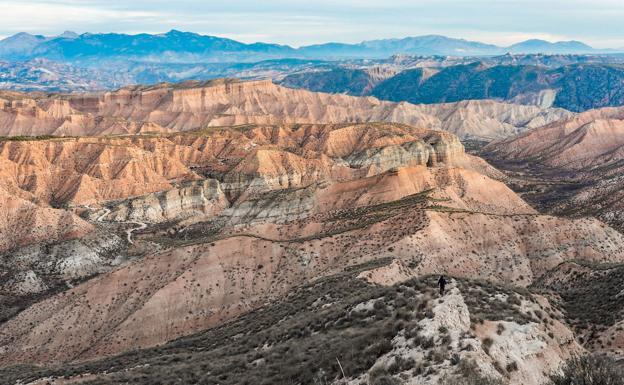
[[1, 0, 623, 48]]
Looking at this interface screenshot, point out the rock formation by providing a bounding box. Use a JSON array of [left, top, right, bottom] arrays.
[[1, 123, 624, 370], [0, 269, 585, 385], [0, 79, 572, 140], [485, 107, 624, 170], [0, 123, 465, 208], [1, 75, 623, 385], [0, 186, 92, 253]]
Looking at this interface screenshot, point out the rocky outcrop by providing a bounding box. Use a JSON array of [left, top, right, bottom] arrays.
[[105, 179, 229, 224], [0, 138, 199, 206], [359, 279, 581, 385], [345, 130, 465, 172], [0, 123, 466, 208], [0, 79, 572, 140], [0, 227, 123, 326]]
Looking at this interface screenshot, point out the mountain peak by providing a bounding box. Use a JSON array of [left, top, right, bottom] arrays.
[[508, 39, 594, 53], [2, 32, 44, 41], [0, 31, 608, 62], [165, 29, 197, 37], [58, 31, 79, 39]]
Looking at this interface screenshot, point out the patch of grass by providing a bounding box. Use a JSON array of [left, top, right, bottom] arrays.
[[0, 135, 62, 141]]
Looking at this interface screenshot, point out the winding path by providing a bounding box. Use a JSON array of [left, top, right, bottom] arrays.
[[124, 221, 147, 244], [86, 205, 146, 245], [96, 207, 111, 222]]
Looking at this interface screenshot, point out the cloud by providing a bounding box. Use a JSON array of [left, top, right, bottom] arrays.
[[0, 1, 160, 34]]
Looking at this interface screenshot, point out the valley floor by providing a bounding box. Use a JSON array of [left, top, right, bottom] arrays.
[[478, 147, 624, 234]]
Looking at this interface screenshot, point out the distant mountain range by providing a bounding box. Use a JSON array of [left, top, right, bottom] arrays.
[[2, 30, 624, 113], [4, 53, 624, 113], [281, 62, 624, 112], [0, 30, 617, 64]]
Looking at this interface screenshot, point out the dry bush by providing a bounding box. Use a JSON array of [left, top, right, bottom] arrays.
[[549, 354, 623, 385]]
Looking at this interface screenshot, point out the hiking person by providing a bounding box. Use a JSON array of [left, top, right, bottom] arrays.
[[438, 275, 447, 295]]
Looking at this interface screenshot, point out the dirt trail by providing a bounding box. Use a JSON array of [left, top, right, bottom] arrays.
[[86, 205, 146, 245]]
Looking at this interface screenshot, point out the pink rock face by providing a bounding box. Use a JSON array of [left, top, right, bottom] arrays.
[[0, 186, 93, 252], [0, 123, 463, 207], [486, 106, 624, 170], [0, 79, 570, 139]]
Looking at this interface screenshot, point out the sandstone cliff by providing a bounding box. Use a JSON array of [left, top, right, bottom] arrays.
[[0, 79, 572, 140], [0, 123, 465, 208]]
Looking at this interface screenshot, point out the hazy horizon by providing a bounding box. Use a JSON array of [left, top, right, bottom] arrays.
[[1, 0, 623, 49], [0, 30, 611, 50]]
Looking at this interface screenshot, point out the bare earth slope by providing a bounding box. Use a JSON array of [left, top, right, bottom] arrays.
[[3, 269, 582, 385], [1, 123, 623, 372], [485, 107, 624, 169], [0, 79, 572, 140], [0, 186, 92, 252]]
